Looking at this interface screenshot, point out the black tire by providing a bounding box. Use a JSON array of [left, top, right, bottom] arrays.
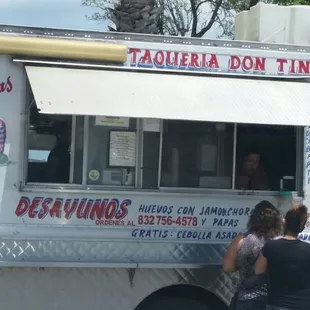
[[140, 296, 209, 310]]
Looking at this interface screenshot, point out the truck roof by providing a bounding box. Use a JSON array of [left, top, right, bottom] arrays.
[[1, 23, 310, 54], [2, 24, 309, 80]]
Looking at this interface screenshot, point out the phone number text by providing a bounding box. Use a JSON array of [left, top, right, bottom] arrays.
[[137, 215, 198, 226]]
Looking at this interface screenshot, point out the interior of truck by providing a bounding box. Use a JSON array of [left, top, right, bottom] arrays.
[[27, 104, 72, 183], [26, 100, 299, 192]]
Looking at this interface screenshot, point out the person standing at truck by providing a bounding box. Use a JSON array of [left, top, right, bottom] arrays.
[[223, 200, 282, 310], [255, 204, 310, 310]]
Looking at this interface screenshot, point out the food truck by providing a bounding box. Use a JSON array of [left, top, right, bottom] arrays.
[[0, 23, 309, 310]]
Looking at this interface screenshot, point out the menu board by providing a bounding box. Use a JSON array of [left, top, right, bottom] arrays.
[[95, 116, 129, 128], [109, 131, 136, 167]]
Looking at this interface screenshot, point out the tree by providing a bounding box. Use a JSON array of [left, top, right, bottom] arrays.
[[81, 0, 235, 37], [82, 0, 310, 38], [81, 0, 162, 34]]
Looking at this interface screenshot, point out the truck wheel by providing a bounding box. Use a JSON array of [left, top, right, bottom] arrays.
[[139, 296, 210, 310]]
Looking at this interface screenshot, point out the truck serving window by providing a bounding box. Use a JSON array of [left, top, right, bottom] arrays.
[[235, 124, 297, 191], [85, 116, 137, 186], [25, 107, 299, 192], [160, 120, 234, 189], [27, 105, 72, 184]]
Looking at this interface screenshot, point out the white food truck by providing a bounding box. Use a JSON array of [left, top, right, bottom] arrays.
[[0, 23, 309, 310]]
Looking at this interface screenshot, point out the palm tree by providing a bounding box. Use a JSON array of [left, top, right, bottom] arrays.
[[110, 0, 163, 33], [82, 0, 162, 34]]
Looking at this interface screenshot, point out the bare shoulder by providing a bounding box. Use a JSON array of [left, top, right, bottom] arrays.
[[228, 233, 244, 250], [234, 233, 244, 247]]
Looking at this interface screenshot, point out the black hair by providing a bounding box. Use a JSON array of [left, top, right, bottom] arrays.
[[52, 121, 70, 141], [246, 146, 260, 157], [54, 121, 69, 134], [247, 200, 282, 239], [245, 143, 258, 153], [284, 204, 308, 236]]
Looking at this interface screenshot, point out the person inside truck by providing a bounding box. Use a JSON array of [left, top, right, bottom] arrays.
[[46, 121, 71, 183], [223, 200, 282, 310], [255, 204, 310, 310], [235, 150, 268, 190]]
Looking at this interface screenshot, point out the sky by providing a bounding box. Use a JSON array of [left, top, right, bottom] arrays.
[[0, 0, 219, 37], [0, 0, 108, 31]]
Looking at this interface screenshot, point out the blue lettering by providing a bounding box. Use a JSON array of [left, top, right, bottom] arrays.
[[177, 206, 195, 215], [138, 205, 145, 213], [213, 218, 239, 227], [132, 229, 138, 237], [131, 229, 168, 239], [199, 206, 250, 217], [176, 230, 211, 240], [299, 233, 310, 241], [138, 205, 173, 215], [244, 208, 251, 216], [215, 231, 238, 240]]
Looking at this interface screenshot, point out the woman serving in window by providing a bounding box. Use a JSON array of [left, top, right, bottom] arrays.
[[235, 151, 268, 191], [223, 200, 282, 310], [255, 204, 310, 310]]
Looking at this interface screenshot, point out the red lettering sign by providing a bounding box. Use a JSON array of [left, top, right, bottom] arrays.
[[128, 48, 310, 76], [0, 76, 12, 93], [229, 56, 266, 72], [15, 196, 131, 221], [129, 48, 221, 71]]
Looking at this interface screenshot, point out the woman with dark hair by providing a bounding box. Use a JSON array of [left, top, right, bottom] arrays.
[[255, 204, 310, 310], [235, 151, 268, 191], [223, 200, 282, 310]]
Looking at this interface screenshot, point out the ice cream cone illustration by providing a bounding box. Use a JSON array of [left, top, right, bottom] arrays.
[[0, 119, 8, 166]]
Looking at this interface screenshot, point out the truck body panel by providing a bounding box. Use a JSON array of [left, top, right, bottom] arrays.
[[0, 24, 308, 309]]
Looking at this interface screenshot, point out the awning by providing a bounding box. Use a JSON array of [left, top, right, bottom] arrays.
[[25, 65, 310, 126]]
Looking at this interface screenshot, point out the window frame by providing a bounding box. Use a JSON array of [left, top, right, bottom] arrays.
[[79, 115, 142, 189], [22, 111, 303, 195], [158, 120, 236, 191], [69, 115, 77, 184]]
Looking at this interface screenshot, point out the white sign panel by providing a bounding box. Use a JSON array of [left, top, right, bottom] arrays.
[[304, 127, 310, 231], [0, 56, 24, 212], [13, 194, 252, 243], [143, 119, 160, 132], [126, 47, 310, 77], [11, 192, 288, 244], [109, 131, 136, 167], [95, 116, 129, 128]]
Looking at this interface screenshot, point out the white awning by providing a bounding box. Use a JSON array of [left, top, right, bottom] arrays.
[[26, 66, 310, 126]]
